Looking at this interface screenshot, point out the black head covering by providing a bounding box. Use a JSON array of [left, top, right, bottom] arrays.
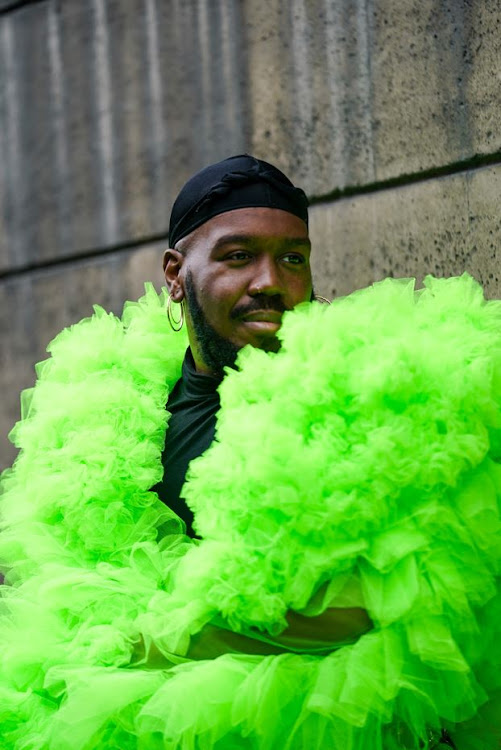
[[168, 154, 309, 248]]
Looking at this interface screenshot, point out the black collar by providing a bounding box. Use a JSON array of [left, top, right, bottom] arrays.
[[180, 348, 223, 401]]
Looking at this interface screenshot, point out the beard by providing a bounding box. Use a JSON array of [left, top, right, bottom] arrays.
[[183, 271, 241, 376], [183, 272, 316, 377]]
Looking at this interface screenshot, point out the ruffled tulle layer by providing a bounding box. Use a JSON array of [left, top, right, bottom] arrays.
[[1, 275, 501, 749], [3, 633, 501, 750]]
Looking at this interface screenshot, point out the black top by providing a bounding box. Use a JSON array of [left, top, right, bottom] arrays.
[[154, 349, 222, 537]]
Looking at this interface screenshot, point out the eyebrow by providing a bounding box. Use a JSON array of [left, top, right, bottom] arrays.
[[212, 234, 311, 252]]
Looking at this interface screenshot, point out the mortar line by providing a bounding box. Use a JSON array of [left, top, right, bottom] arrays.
[[0, 231, 170, 281], [309, 151, 501, 206], [2, 151, 501, 282], [0, 0, 46, 16]]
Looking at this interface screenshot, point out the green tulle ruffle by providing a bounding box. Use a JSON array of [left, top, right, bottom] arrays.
[[1, 275, 500, 749]]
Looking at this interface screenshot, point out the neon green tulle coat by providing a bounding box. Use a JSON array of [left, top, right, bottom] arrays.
[[1, 274, 500, 749]]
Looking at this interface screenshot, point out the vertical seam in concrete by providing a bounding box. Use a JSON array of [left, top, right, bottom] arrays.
[[197, 0, 212, 163], [144, 0, 165, 153], [91, 0, 119, 244], [220, 0, 239, 152], [144, 0, 168, 220], [289, 0, 313, 172], [1, 15, 23, 266], [360, 0, 376, 183], [323, 0, 346, 187], [236, 0, 254, 150], [47, 1, 71, 251], [0, 22, 9, 267], [465, 169, 472, 247]]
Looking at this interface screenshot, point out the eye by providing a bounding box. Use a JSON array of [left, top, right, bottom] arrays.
[[282, 253, 306, 265], [225, 250, 252, 263]]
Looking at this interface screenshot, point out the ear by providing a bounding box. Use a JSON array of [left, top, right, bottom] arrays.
[[163, 248, 185, 301]]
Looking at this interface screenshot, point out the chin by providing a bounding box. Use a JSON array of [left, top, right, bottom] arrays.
[[253, 336, 281, 353]]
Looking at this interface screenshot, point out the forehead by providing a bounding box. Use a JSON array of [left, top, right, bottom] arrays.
[[185, 207, 310, 251]]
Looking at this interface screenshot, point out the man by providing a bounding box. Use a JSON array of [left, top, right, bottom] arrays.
[[155, 154, 315, 535], [1, 155, 496, 749], [147, 155, 456, 748], [153, 153, 372, 655]]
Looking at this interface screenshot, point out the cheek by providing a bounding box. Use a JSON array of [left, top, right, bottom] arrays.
[[202, 276, 241, 308], [287, 278, 312, 305], [196, 281, 237, 327]]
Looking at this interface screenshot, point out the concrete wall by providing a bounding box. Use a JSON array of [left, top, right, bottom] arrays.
[[1, 0, 500, 468]]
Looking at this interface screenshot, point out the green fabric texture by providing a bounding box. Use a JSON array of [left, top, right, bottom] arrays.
[[1, 274, 501, 749]]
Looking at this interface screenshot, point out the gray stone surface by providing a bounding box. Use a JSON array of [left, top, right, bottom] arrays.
[[2, 0, 501, 274], [245, 0, 376, 194], [2, 0, 501, 469], [0, 240, 166, 470], [369, 0, 501, 182], [309, 164, 501, 299], [3, 163, 500, 469], [247, 0, 501, 191], [0, 0, 248, 272]]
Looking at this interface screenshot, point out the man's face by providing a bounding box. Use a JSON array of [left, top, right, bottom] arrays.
[[164, 207, 312, 374]]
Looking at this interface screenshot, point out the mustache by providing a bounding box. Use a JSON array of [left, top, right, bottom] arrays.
[[230, 295, 287, 320]]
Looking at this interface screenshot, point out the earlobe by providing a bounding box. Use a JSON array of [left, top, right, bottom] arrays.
[[163, 248, 185, 301]]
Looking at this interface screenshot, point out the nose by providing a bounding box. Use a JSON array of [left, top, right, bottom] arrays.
[[247, 255, 283, 297]]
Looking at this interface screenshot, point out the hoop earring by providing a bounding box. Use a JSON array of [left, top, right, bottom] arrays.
[[167, 295, 184, 331], [314, 294, 331, 305]]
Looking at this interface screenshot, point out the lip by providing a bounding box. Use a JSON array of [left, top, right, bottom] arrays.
[[241, 320, 282, 334], [241, 310, 284, 323], [240, 311, 283, 333]]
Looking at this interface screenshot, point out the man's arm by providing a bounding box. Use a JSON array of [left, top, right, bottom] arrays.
[[187, 605, 372, 660], [132, 605, 372, 665], [132, 572, 372, 665], [274, 606, 373, 650]]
